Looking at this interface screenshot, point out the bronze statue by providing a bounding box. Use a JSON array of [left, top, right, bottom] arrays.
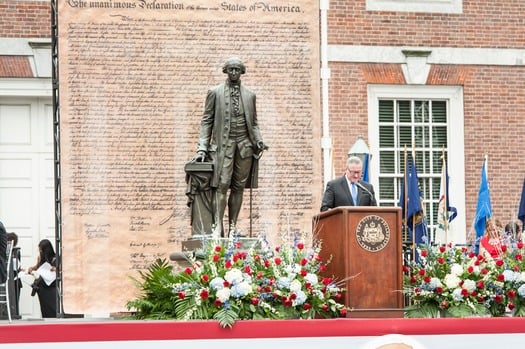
[[193, 57, 266, 237]]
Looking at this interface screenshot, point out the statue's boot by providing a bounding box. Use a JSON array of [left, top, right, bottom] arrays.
[[213, 191, 228, 237], [228, 189, 244, 236]]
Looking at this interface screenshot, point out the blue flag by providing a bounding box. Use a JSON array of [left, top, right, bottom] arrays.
[[399, 158, 428, 244], [474, 158, 492, 241], [518, 177, 525, 227], [362, 153, 370, 183]]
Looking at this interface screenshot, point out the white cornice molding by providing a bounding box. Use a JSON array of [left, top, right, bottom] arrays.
[[329, 45, 525, 66], [0, 78, 52, 97]]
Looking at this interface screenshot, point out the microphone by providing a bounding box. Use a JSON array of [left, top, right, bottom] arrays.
[[355, 181, 377, 206]]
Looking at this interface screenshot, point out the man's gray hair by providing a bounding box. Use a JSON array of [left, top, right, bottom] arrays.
[[346, 156, 363, 169]]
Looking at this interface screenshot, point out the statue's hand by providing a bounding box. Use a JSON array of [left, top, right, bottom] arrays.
[[193, 151, 206, 162], [257, 141, 268, 151]]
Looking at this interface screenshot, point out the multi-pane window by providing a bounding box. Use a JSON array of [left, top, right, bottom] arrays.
[[377, 99, 448, 242]]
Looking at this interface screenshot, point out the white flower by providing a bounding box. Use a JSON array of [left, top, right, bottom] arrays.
[[285, 264, 301, 275], [224, 268, 243, 285], [450, 263, 463, 276], [462, 279, 476, 292], [518, 284, 525, 298], [304, 273, 318, 286], [444, 274, 461, 289], [216, 287, 231, 302], [277, 276, 291, 289], [231, 281, 252, 298], [210, 277, 225, 290], [517, 272, 525, 283], [289, 279, 302, 293], [503, 270, 518, 282], [428, 277, 443, 290], [293, 290, 307, 305], [452, 288, 464, 301]]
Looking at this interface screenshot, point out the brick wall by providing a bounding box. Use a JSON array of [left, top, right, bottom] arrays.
[[328, 1, 525, 48], [0, 0, 50, 38]]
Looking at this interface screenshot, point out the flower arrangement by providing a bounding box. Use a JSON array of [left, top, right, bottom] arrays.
[[126, 233, 347, 327], [403, 240, 525, 318]]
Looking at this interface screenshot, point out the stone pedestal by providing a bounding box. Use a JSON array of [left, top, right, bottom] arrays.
[[184, 161, 214, 236]]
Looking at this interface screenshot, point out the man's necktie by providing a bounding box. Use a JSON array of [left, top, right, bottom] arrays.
[[351, 183, 358, 204]]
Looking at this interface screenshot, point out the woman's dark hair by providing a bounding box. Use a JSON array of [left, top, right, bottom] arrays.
[[7, 232, 18, 246], [38, 239, 56, 266]]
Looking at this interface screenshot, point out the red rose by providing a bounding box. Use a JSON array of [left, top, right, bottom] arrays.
[[497, 274, 505, 282], [319, 265, 326, 272], [297, 243, 304, 250], [402, 265, 410, 274], [322, 277, 332, 285], [290, 293, 297, 300], [257, 271, 263, 279], [335, 292, 342, 300], [300, 258, 308, 266], [461, 288, 469, 297], [467, 266, 474, 273], [421, 250, 428, 257], [200, 289, 209, 299], [507, 289, 516, 299], [508, 302, 515, 310], [274, 257, 282, 265], [515, 254, 523, 261], [481, 268, 488, 275], [435, 286, 443, 294], [518, 242, 524, 249], [303, 303, 311, 310], [215, 245, 222, 252], [275, 247, 280, 252], [496, 260, 504, 267], [264, 260, 270, 268], [178, 292, 185, 299], [418, 269, 425, 276], [300, 269, 307, 277], [438, 257, 445, 265], [423, 276, 431, 283], [501, 245, 507, 252], [215, 299, 222, 307], [201, 274, 209, 282], [494, 294, 503, 303], [184, 268, 192, 275], [439, 245, 446, 253], [322, 304, 329, 311], [223, 280, 230, 287], [225, 260, 232, 268], [340, 308, 347, 317], [213, 254, 220, 262], [477, 281, 485, 289], [251, 297, 259, 305], [440, 301, 448, 309]]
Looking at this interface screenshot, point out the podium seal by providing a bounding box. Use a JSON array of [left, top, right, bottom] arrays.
[[355, 215, 390, 252]]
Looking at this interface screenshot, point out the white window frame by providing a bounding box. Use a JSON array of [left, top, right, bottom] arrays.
[[366, 0, 462, 14], [367, 84, 466, 244]]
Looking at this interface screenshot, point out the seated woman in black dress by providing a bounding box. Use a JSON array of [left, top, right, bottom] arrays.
[[27, 239, 57, 318]]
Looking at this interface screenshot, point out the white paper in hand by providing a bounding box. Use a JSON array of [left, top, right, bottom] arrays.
[[36, 262, 56, 286]]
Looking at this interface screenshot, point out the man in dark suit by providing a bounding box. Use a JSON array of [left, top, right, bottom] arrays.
[[194, 57, 266, 236], [321, 156, 377, 211]]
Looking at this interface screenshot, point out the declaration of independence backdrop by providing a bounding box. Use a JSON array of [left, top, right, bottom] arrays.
[[58, 0, 321, 314]]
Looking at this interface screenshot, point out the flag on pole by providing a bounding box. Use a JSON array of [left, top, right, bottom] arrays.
[[437, 156, 457, 233], [362, 153, 370, 183], [474, 157, 492, 242], [399, 158, 428, 245], [518, 177, 525, 228]]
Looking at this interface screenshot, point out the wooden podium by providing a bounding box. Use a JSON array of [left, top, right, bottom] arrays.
[[313, 206, 403, 318]]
